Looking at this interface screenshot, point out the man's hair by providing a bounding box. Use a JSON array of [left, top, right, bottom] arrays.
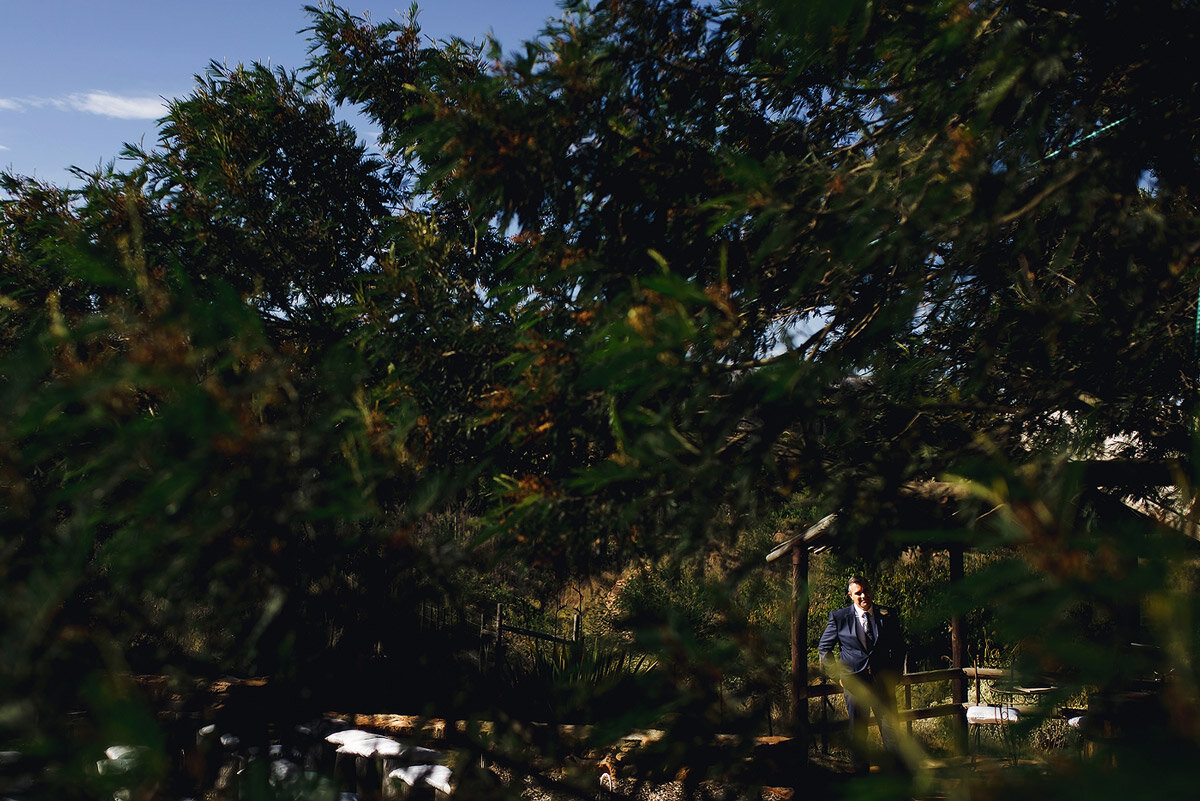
[[847, 575, 870, 591]]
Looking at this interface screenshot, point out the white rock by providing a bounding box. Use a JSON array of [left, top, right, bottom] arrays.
[[104, 745, 141, 762]]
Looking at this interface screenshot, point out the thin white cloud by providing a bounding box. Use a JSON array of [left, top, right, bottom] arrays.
[[0, 92, 168, 119], [0, 96, 57, 111], [70, 92, 167, 120]]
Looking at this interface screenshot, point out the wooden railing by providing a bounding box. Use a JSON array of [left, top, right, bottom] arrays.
[[807, 665, 1034, 752]]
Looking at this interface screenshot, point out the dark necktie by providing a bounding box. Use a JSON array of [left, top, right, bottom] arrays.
[[864, 613, 875, 648]]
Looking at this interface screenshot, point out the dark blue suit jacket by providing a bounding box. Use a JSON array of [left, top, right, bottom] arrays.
[[818, 604, 905, 678]]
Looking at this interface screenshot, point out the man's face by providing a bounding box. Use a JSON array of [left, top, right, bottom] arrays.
[[848, 581, 873, 611]]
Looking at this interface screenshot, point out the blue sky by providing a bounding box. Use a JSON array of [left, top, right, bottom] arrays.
[[0, 1, 564, 186]]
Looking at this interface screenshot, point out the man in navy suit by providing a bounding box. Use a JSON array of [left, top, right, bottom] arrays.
[[818, 575, 906, 772]]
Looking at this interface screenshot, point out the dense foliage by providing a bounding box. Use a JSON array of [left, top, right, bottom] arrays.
[[3, 0, 1200, 798]]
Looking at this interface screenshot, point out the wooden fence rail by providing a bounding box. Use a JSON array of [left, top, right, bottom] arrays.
[[492, 603, 581, 648], [808, 664, 1069, 754], [422, 601, 1050, 746], [417, 602, 582, 670]]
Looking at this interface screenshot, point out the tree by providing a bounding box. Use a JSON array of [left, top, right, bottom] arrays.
[[0, 62, 408, 799], [3, 0, 1200, 797], [306, 0, 1200, 792], [124, 61, 393, 349], [304, 0, 1198, 552]]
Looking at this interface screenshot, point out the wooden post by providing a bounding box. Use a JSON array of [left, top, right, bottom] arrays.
[[905, 654, 914, 737], [571, 612, 581, 643], [949, 544, 968, 754], [791, 542, 810, 755], [494, 603, 504, 670]]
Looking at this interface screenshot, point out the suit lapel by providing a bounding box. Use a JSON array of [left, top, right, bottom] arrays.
[[873, 607, 890, 651]]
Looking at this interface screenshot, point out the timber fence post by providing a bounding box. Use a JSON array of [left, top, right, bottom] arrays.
[[950, 544, 969, 754], [494, 603, 504, 671]]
